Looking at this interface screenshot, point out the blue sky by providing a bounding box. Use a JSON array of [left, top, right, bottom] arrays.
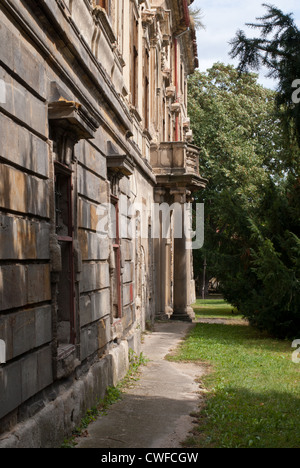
[[192, 0, 300, 89]]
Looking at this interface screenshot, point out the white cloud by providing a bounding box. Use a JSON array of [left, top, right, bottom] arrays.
[[192, 0, 300, 89]]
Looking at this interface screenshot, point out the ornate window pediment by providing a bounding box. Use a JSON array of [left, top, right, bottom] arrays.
[[48, 83, 98, 165], [106, 141, 135, 178], [92, 2, 116, 45]]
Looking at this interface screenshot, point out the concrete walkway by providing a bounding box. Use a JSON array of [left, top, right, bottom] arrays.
[[76, 322, 206, 449]]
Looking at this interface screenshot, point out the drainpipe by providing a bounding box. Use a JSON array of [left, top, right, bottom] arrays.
[[174, 37, 179, 142], [174, 1, 190, 142]]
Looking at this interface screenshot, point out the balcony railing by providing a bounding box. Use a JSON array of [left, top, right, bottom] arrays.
[[150, 141, 200, 177]]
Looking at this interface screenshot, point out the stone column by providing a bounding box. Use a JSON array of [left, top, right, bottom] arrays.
[[170, 188, 195, 322], [154, 188, 173, 319], [164, 234, 173, 316]]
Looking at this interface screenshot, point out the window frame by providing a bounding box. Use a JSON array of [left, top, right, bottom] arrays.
[[111, 194, 122, 319], [54, 161, 76, 345]]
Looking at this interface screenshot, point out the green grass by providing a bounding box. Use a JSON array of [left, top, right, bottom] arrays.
[[193, 298, 243, 320], [170, 302, 300, 448]]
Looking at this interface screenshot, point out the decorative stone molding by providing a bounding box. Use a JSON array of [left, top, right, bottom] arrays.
[[129, 104, 143, 124], [166, 86, 176, 99], [162, 34, 171, 47], [48, 81, 99, 169], [48, 101, 97, 139], [185, 130, 193, 142], [92, 6, 117, 46], [170, 102, 181, 114], [162, 67, 171, 79], [106, 141, 135, 177], [141, 9, 156, 26], [155, 6, 166, 22], [170, 187, 191, 204], [183, 117, 190, 129]]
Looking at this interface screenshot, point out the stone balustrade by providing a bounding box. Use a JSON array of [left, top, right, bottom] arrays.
[[150, 141, 201, 177]]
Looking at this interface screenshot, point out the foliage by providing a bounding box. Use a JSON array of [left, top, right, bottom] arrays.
[[188, 63, 300, 338], [189, 7, 206, 31], [122, 350, 149, 388], [229, 3, 300, 147]]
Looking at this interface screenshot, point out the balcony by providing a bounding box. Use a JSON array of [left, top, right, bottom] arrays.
[[150, 141, 206, 190]]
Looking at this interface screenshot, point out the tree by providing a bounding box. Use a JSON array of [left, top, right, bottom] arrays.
[[188, 63, 300, 338], [229, 3, 300, 148]]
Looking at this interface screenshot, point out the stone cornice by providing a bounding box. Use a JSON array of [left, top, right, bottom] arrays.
[[156, 173, 207, 192], [181, 27, 198, 75], [168, 0, 188, 35], [167, 0, 198, 73]]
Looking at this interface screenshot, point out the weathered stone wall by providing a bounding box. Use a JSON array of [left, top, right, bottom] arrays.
[[0, 354, 114, 448], [0, 0, 146, 446], [0, 0, 200, 447], [0, 3, 53, 428], [76, 138, 111, 362]]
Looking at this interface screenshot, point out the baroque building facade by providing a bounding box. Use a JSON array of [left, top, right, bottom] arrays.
[[0, 0, 206, 447]]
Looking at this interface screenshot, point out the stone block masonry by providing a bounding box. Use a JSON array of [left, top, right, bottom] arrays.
[[0, 346, 53, 420], [0, 0, 204, 448], [0, 354, 114, 448], [0, 305, 52, 361], [0, 265, 51, 311], [0, 164, 50, 219], [0, 215, 50, 261]]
